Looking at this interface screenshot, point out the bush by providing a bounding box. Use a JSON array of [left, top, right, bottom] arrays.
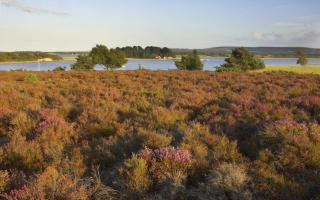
[[120, 155, 152, 194], [32, 166, 88, 200], [53, 66, 66, 71], [90, 44, 128, 70], [175, 50, 203, 70], [71, 55, 95, 71], [24, 73, 38, 81], [296, 51, 308, 66], [0, 170, 10, 193], [2, 133, 44, 172], [217, 47, 265, 71], [138, 128, 172, 149], [139, 147, 193, 185]]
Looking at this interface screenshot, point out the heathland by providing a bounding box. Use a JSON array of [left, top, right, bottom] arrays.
[[0, 71, 320, 199]]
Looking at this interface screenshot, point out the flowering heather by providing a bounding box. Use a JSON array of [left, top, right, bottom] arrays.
[[32, 110, 69, 138], [140, 147, 193, 163], [0, 71, 320, 199], [295, 95, 320, 107], [270, 119, 308, 136], [0, 186, 28, 200]]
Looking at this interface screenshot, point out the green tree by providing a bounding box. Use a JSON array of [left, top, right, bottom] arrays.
[[217, 47, 265, 72], [175, 50, 203, 70], [296, 51, 308, 66], [71, 55, 95, 71], [90, 44, 127, 70]]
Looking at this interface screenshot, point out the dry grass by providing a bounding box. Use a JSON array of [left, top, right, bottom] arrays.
[[258, 66, 320, 74]]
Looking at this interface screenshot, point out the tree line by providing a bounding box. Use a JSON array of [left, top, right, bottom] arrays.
[[115, 46, 175, 59]]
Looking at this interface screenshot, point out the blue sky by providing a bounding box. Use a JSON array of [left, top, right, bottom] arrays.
[[0, 0, 319, 51]]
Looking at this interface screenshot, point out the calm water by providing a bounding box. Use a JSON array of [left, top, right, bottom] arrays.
[[0, 58, 319, 71]]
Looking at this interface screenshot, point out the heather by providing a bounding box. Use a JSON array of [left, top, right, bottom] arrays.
[[0, 71, 320, 199]]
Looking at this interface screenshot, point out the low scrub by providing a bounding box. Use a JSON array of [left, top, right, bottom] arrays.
[[0, 71, 319, 199]]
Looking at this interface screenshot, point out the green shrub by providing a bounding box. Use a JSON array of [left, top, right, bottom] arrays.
[[217, 47, 265, 71], [139, 128, 172, 149], [53, 66, 66, 71], [71, 55, 95, 71], [120, 155, 152, 193], [24, 73, 38, 81], [175, 50, 203, 70]]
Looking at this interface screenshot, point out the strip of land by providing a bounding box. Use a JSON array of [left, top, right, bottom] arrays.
[[259, 66, 320, 74]]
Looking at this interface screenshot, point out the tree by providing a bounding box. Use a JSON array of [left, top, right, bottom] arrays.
[[216, 48, 265, 72], [175, 50, 203, 71], [107, 49, 127, 69], [71, 55, 95, 71], [90, 44, 127, 70], [296, 51, 308, 66]]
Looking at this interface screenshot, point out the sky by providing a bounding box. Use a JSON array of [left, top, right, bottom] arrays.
[[0, 0, 319, 51]]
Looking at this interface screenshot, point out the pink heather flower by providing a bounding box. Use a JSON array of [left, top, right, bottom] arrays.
[[35, 116, 66, 134], [140, 147, 192, 163], [32, 110, 68, 139], [0, 186, 27, 200]]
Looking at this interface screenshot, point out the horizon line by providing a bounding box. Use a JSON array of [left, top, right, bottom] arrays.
[[1, 46, 319, 53]]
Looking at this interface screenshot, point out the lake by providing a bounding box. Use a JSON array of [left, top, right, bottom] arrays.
[[0, 58, 319, 71]]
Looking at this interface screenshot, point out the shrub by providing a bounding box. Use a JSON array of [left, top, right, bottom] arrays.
[[210, 163, 248, 193], [90, 44, 127, 70], [36, 166, 88, 199], [0, 170, 10, 192], [138, 128, 172, 149], [2, 133, 44, 172], [24, 73, 38, 81], [71, 55, 95, 71], [53, 66, 66, 71], [175, 50, 203, 70], [296, 50, 308, 66], [189, 163, 251, 200], [139, 147, 193, 185], [120, 155, 152, 193], [217, 47, 265, 71]]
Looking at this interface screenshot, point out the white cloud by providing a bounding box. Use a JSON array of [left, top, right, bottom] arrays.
[[253, 32, 284, 41], [273, 22, 306, 28], [0, 0, 68, 16], [252, 31, 320, 46]]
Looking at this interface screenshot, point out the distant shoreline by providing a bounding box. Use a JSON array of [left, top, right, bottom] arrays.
[[0, 60, 63, 64], [0, 57, 318, 65]]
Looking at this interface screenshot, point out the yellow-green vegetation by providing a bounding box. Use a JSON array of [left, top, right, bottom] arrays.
[[259, 66, 320, 74], [62, 56, 77, 61]]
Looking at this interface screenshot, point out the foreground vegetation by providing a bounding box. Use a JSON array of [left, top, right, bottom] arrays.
[[0, 71, 320, 199], [0, 52, 62, 63]]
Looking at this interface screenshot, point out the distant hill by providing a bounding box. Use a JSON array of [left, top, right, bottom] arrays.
[[53, 47, 320, 58], [173, 47, 320, 58]]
